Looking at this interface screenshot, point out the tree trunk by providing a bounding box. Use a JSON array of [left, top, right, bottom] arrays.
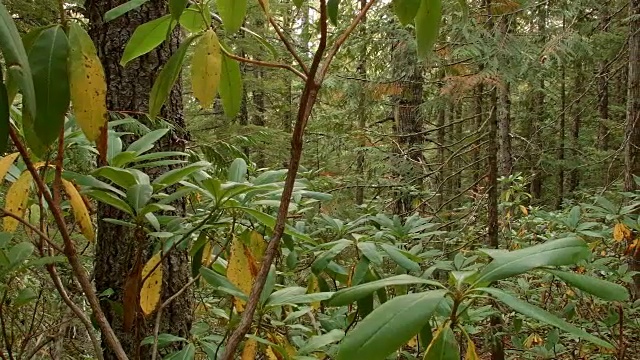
[[355, 0, 367, 205], [556, 59, 566, 209], [85, 1, 192, 358], [567, 66, 582, 194], [498, 16, 512, 178], [597, 4, 610, 150], [625, 0, 640, 298]]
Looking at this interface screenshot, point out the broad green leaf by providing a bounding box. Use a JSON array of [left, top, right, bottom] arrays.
[[149, 35, 201, 119], [169, 0, 189, 20], [126, 128, 169, 154], [164, 343, 195, 360], [179, 7, 211, 33], [121, 15, 175, 66], [312, 240, 351, 274], [219, 54, 243, 119], [393, 0, 421, 25], [266, 291, 334, 307], [93, 167, 141, 188], [479, 288, 613, 348], [141, 333, 186, 346], [9, 242, 34, 264], [380, 243, 420, 272], [357, 242, 382, 265], [474, 237, 590, 285], [126, 184, 153, 212], [152, 161, 210, 188], [0, 76, 8, 153], [234, 207, 312, 242], [192, 30, 222, 109], [0, 2, 36, 118], [298, 329, 344, 355], [544, 269, 629, 301], [293, 0, 304, 8], [228, 158, 247, 182], [414, 0, 442, 58], [104, 0, 149, 22], [336, 290, 447, 360], [217, 0, 247, 33], [328, 275, 444, 306], [28, 25, 70, 147], [327, 0, 340, 25], [423, 325, 459, 360], [199, 267, 248, 300], [68, 22, 108, 145], [85, 190, 133, 215]]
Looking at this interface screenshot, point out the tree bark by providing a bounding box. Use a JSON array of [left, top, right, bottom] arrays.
[[498, 16, 512, 178], [85, 1, 192, 358], [556, 58, 566, 209], [597, 4, 610, 150], [567, 66, 582, 194], [530, 2, 547, 201], [355, 0, 367, 205]]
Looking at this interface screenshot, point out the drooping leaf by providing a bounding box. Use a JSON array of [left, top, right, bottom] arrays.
[[149, 35, 201, 119], [327, 0, 340, 25], [311, 240, 351, 274], [357, 242, 382, 265], [479, 287, 613, 348], [179, 7, 211, 33], [62, 179, 94, 242], [200, 267, 248, 300], [3, 172, 32, 233], [67, 22, 108, 157], [544, 269, 629, 301], [241, 339, 257, 360], [126, 184, 153, 212], [140, 253, 163, 315], [152, 160, 210, 188], [164, 343, 195, 360], [219, 54, 243, 119], [217, 0, 248, 33], [9, 242, 34, 264], [336, 290, 447, 360], [299, 329, 344, 355], [464, 338, 479, 360], [121, 15, 175, 66], [380, 243, 420, 272], [126, 128, 169, 155], [235, 207, 312, 242], [393, 0, 421, 25], [169, 0, 189, 20], [328, 274, 443, 306], [27, 25, 70, 147], [104, 0, 149, 22], [227, 236, 256, 311], [228, 158, 248, 182], [414, 0, 442, 58], [423, 325, 459, 360], [85, 190, 133, 215], [192, 30, 222, 109], [0, 2, 36, 118], [0, 153, 19, 183], [474, 237, 591, 285]]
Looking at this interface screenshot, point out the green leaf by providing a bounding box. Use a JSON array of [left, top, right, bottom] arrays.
[[293, 0, 304, 8], [357, 242, 382, 265], [141, 333, 186, 347], [179, 7, 211, 33], [126, 184, 153, 212], [228, 158, 247, 182], [199, 267, 248, 300], [0, 76, 9, 154], [126, 128, 169, 155], [217, 0, 247, 33], [266, 291, 334, 307], [27, 25, 70, 147], [219, 54, 243, 119], [327, 0, 340, 26], [479, 287, 613, 348], [164, 343, 195, 360], [169, 0, 189, 20], [234, 207, 312, 242], [298, 329, 344, 355], [544, 269, 629, 301], [423, 325, 459, 360], [93, 167, 142, 188], [393, 0, 421, 25], [121, 14, 175, 66], [149, 35, 201, 119], [414, 0, 442, 58], [104, 0, 149, 22], [474, 237, 590, 285], [152, 160, 210, 188], [328, 274, 444, 306], [9, 242, 34, 264], [312, 240, 351, 274], [0, 2, 36, 118], [336, 290, 447, 360], [85, 190, 133, 215], [380, 244, 420, 272]]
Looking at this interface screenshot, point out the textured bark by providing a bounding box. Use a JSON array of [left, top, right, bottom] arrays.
[[555, 61, 566, 210], [498, 16, 512, 178], [625, 0, 640, 298], [85, 1, 192, 358], [355, 0, 367, 205], [567, 67, 582, 194], [597, 4, 610, 150], [530, 2, 547, 201]]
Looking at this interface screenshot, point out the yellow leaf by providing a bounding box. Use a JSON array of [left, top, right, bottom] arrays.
[[241, 339, 257, 360], [519, 205, 529, 216], [68, 22, 108, 143], [228, 236, 255, 312], [0, 153, 19, 184], [464, 338, 479, 360], [248, 230, 266, 262], [191, 29, 222, 109], [61, 179, 94, 242], [140, 253, 163, 315], [613, 223, 630, 242], [307, 273, 320, 310], [202, 239, 213, 267], [406, 336, 418, 348], [266, 346, 279, 360], [3, 171, 33, 232]]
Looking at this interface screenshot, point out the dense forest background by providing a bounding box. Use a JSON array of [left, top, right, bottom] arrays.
[[0, 0, 639, 359]]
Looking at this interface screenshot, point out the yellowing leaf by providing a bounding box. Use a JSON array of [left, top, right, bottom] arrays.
[[202, 239, 213, 267], [228, 236, 255, 311], [3, 171, 32, 232], [140, 253, 163, 315], [241, 339, 257, 360], [464, 338, 479, 360], [613, 223, 630, 242], [191, 29, 222, 109], [61, 179, 94, 242], [68, 23, 108, 144], [248, 230, 266, 262], [307, 273, 320, 310], [519, 205, 529, 216], [266, 346, 279, 360], [0, 153, 19, 184], [406, 336, 418, 348]]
